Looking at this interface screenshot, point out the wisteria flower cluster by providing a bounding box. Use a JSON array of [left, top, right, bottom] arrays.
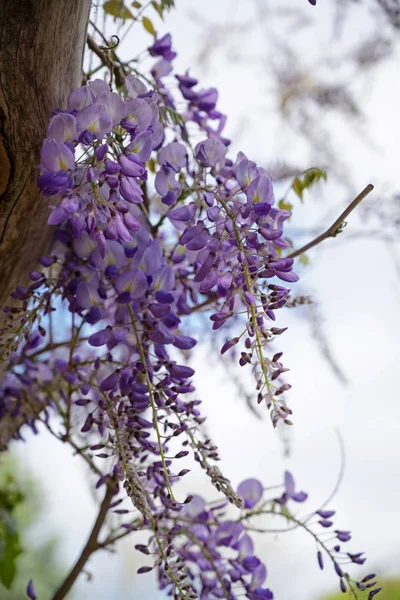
[[0, 31, 379, 600]]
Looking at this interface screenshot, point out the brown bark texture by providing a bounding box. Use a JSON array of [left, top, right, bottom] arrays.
[[0, 0, 92, 448], [0, 0, 91, 307]]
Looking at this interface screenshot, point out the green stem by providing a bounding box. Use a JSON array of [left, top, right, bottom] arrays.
[[128, 305, 176, 501]]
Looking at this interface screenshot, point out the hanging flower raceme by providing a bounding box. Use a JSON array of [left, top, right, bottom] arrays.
[[0, 30, 378, 600]]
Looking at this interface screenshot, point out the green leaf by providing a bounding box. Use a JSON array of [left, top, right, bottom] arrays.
[[104, 0, 134, 19], [299, 253, 309, 266], [160, 0, 174, 9], [0, 531, 22, 589], [159, 105, 184, 127], [151, 1, 164, 18], [142, 16, 156, 36], [278, 198, 293, 212], [291, 168, 327, 202], [292, 177, 303, 201], [131, 0, 142, 6]]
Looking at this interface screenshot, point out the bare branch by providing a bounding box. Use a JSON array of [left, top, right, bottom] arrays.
[[51, 483, 115, 600], [288, 184, 374, 259]]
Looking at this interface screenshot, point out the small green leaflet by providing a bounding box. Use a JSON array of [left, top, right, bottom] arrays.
[[151, 1, 164, 19], [159, 105, 184, 127], [104, 0, 134, 19], [291, 168, 327, 202], [142, 16, 156, 36]]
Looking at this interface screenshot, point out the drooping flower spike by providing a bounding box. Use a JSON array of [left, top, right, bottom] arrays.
[[0, 30, 378, 600]]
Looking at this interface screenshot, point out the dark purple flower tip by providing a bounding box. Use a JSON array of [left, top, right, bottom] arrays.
[[368, 588, 382, 599], [317, 551, 324, 570], [319, 519, 333, 528], [335, 530, 351, 542], [88, 327, 111, 347], [27, 579, 37, 600], [340, 579, 346, 593], [172, 334, 197, 350], [137, 565, 153, 574], [348, 552, 366, 565], [169, 364, 195, 379], [247, 587, 273, 600], [237, 478, 263, 509], [155, 290, 174, 304], [362, 574, 376, 583], [221, 337, 239, 355], [308, 0, 316, 4], [242, 556, 261, 572], [168, 203, 196, 222], [334, 563, 344, 577], [100, 372, 119, 392], [317, 509, 335, 519]]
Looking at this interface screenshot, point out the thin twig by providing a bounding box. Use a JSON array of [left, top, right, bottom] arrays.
[[51, 483, 115, 600], [288, 184, 374, 258]]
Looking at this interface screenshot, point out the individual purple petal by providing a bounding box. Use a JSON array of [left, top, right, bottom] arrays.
[[159, 142, 187, 172], [317, 510, 335, 519], [215, 521, 244, 547], [124, 98, 153, 132], [27, 579, 37, 600], [119, 155, 146, 179], [236, 158, 258, 188], [40, 139, 75, 172], [88, 78, 110, 97], [195, 138, 227, 168], [237, 478, 263, 509], [221, 337, 239, 355], [98, 91, 127, 126], [76, 281, 101, 309], [276, 270, 299, 283], [336, 530, 351, 542], [168, 203, 196, 222], [247, 587, 273, 600], [152, 58, 173, 79], [200, 268, 218, 292], [76, 103, 113, 139], [115, 269, 148, 299], [148, 33, 173, 57], [251, 563, 267, 589], [120, 177, 143, 204], [127, 131, 153, 162], [47, 113, 78, 143], [172, 334, 197, 350], [246, 175, 273, 205], [100, 372, 119, 392], [238, 534, 254, 559], [155, 166, 180, 197], [88, 328, 110, 347], [170, 364, 195, 379], [284, 471, 295, 495], [73, 231, 97, 258], [67, 85, 92, 110]]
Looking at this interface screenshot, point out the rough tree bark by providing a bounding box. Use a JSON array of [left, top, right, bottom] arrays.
[[0, 0, 92, 448], [0, 0, 92, 307]]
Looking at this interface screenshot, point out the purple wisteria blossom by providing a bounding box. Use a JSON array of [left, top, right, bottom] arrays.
[[0, 28, 378, 600]]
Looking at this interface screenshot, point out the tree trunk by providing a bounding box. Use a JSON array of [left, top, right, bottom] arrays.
[[0, 0, 91, 307], [0, 0, 92, 448]]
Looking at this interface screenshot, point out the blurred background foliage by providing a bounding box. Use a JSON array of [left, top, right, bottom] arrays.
[[0, 453, 73, 599]]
